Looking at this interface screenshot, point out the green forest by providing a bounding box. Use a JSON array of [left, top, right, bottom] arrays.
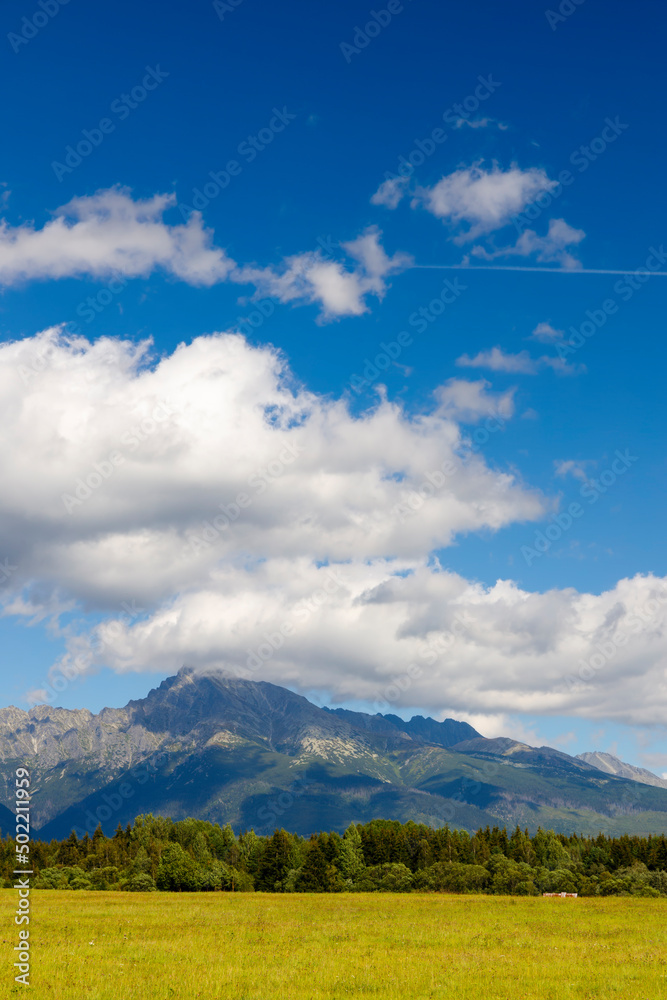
[[8, 815, 667, 896]]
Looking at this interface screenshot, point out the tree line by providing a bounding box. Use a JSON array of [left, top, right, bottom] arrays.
[[5, 815, 667, 896]]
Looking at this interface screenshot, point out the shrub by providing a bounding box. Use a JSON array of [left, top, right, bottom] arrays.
[[414, 862, 490, 894], [70, 877, 93, 890], [127, 873, 157, 892], [361, 863, 414, 892]]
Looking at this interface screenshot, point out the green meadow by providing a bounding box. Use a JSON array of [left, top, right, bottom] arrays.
[[4, 891, 665, 999]]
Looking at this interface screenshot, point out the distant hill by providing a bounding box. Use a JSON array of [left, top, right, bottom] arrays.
[[1, 667, 667, 839], [577, 751, 667, 790]]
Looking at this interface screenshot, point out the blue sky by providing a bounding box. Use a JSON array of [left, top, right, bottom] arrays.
[[1, 0, 666, 775]]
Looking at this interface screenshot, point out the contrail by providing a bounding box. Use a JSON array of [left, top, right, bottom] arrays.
[[411, 264, 667, 277]]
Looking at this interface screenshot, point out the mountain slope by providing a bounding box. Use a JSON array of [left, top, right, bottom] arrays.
[[577, 751, 667, 790], [0, 801, 17, 837], [2, 667, 667, 839]]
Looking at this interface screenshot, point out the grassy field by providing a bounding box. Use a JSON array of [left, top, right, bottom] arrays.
[[3, 890, 665, 999]]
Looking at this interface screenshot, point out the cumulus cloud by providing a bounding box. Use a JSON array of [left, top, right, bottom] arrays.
[[434, 378, 516, 421], [0, 188, 235, 287], [232, 226, 412, 320], [471, 218, 586, 269], [412, 162, 557, 241], [9, 329, 664, 728], [49, 563, 667, 729], [0, 189, 411, 322], [1, 328, 541, 616], [370, 176, 409, 209]]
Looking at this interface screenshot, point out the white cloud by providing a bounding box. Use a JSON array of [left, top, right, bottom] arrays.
[[232, 226, 412, 320], [370, 176, 409, 209], [456, 347, 539, 374], [453, 118, 508, 130], [456, 346, 584, 377], [434, 378, 516, 422], [472, 218, 586, 269], [1, 328, 541, 614], [413, 162, 557, 241], [0, 189, 411, 322], [554, 459, 593, 482], [7, 329, 667, 729], [540, 356, 586, 376], [51, 562, 667, 730], [0, 188, 235, 287], [530, 321, 563, 343]]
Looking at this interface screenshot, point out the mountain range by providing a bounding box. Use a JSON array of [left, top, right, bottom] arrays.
[[2, 667, 666, 840]]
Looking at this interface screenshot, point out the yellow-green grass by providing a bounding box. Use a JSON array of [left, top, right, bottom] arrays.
[[2, 890, 666, 999]]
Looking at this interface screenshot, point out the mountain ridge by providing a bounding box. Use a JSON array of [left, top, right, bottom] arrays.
[[577, 751, 667, 790], [2, 667, 666, 840]]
